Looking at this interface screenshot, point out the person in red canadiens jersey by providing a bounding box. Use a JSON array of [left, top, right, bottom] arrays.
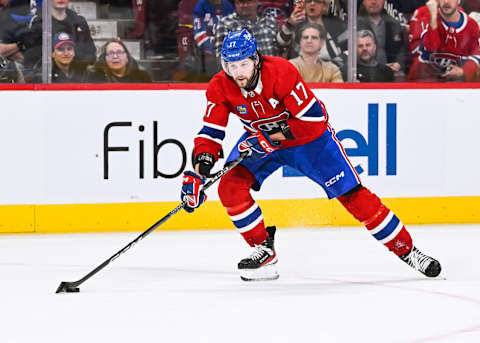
[[180, 29, 442, 281], [408, 0, 480, 81]]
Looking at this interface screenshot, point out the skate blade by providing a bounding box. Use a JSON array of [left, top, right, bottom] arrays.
[[239, 264, 279, 282]]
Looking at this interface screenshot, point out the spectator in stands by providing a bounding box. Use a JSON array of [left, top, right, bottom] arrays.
[[87, 38, 152, 83], [215, 0, 279, 58], [469, 8, 480, 83], [356, 29, 394, 82], [382, 0, 427, 26], [327, 0, 427, 25], [173, 0, 197, 76], [327, 0, 347, 21], [143, 0, 179, 57], [0, 0, 28, 64], [408, 0, 480, 82], [357, 0, 406, 75], [258, 0, 291, 25], [277, 0, 347, 71], [289, 22, 343, 82], [25, 0, 96, 77], [193, 0, 235, 76], [50, 32, 86, 83], [0, 54, 24, 83]]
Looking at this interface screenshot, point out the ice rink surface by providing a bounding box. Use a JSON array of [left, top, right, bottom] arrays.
[[1, 224, 479, 343]]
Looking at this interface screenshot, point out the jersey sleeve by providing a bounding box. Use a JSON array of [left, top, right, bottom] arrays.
[[408, 7, 429, 55], [462, 20, 480, 81], [422, 15, 442, 52], [193, 76, 230, 160], [275, 60, 328, 141]]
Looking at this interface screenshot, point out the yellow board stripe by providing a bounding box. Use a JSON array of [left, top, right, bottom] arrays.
[[1, 197, 479, 234], [0, 205, 36, 233]]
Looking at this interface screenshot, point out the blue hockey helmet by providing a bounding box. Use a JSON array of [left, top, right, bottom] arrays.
[[221, 29, 258, 63]]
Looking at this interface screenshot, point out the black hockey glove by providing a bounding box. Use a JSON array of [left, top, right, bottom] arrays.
[[268, 119, 295, 140], [194, 152, 215, 178]]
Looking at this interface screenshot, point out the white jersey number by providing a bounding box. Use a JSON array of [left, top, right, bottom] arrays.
[[290, 82, 309, 106], [206, 101, 216, 117]]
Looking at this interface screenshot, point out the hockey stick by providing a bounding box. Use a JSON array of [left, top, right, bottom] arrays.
[[55, 150, 250, 294]]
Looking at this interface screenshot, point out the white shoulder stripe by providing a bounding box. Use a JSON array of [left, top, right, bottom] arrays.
[[299, 116, 326, 122], [196, 134, 223, 144], [295, 98, 317, 118], [203, 121, 226, 131]]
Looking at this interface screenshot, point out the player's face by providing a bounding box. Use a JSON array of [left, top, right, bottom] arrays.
[[51, 0, 69, 10], [363, 0, 385, 15], [438, 0, 460, 17], [52, 43, 75, 66], [300, 28, 324, 55], [105, 42, 128, 72], [357, 36, 376, 64], [226, 58, 256, 88]]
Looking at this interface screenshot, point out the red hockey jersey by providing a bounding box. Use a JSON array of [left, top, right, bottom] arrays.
[[408, 7, 480, 81], [257, 0, 291, 24], [194, 56, 329, 160]]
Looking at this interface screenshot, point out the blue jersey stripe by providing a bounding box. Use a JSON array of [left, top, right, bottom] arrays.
[[373, 216, 400, 241], [198, 126, 226, 141], [233, 207, 262, 229], [301, 101, 326, 119]]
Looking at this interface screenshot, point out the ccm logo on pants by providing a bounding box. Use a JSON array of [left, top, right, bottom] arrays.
[[325, 171, 345, 187]]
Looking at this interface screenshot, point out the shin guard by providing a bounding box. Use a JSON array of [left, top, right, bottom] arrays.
[[218, 165, 267, 246], [338, 187, 412, 256]]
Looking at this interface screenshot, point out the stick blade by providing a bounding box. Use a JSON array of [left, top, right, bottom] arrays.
[[56, 281, 80, 294]]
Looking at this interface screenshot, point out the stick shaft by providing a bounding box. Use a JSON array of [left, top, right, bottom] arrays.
[[58, 152, 248, 290]]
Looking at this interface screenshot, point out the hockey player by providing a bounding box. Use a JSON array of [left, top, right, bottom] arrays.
[[181, 29, 442, 281]]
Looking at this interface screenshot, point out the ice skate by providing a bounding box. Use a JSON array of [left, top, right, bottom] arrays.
[[238, 226, 279, 281], [399, 246, 441, 277]]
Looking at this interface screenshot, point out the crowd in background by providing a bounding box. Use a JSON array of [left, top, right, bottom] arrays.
[[1, 0, 479, 83]]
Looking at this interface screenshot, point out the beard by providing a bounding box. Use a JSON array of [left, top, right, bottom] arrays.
[[234, 76, 250, 88], [359, 52, 375, 65], [440, 5, 457, 17]]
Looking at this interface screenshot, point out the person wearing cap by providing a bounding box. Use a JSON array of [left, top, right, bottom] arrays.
[[49, 31, 86, 83], [24, 0, 96, 78]]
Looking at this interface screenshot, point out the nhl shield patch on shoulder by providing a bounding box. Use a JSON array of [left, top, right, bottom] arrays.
[[236, 105, 248, 115]]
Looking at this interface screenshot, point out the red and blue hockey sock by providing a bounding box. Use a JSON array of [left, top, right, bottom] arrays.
[[218, 165, 267, 246], [337, 186, 412, 256]]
